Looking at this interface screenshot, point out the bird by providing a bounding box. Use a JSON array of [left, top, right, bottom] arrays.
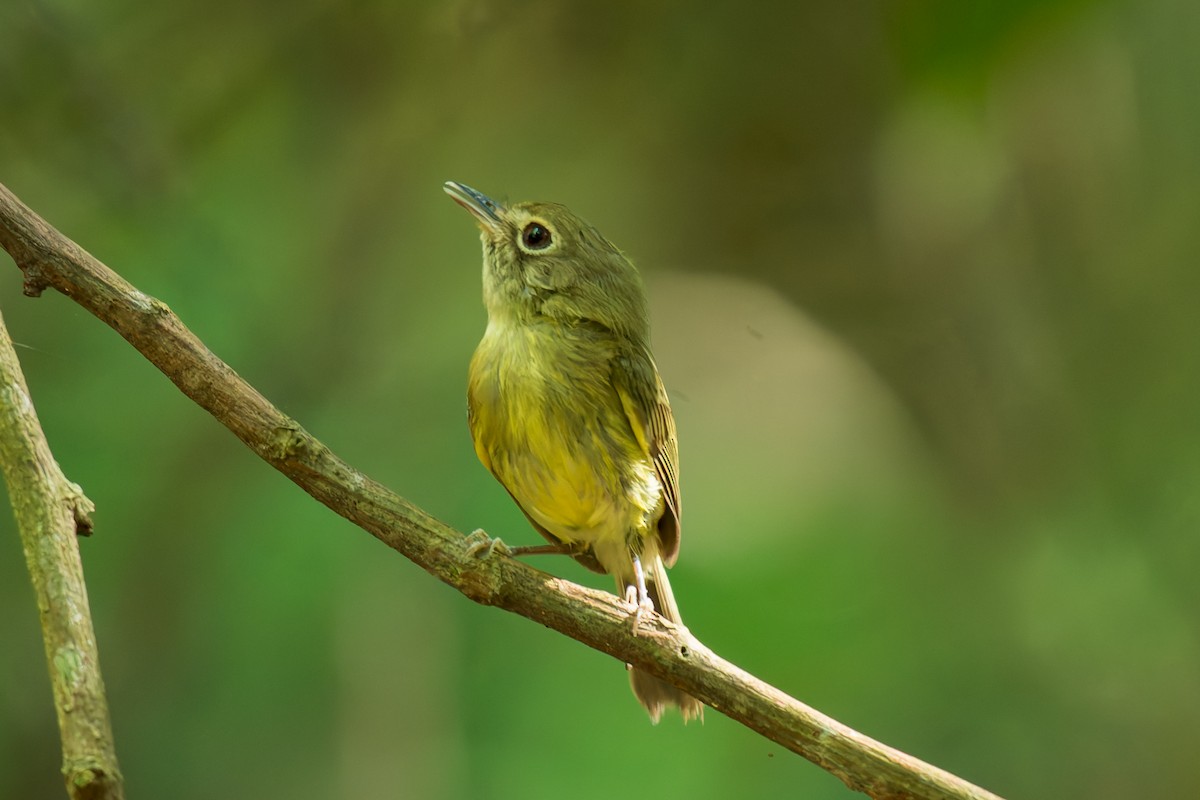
[[445, 180, 703, 723]]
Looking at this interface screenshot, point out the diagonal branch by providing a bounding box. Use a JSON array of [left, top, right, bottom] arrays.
[[0, 181, 1005, 800]]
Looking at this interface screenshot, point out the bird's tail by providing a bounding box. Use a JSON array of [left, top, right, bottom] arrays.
[[627, 555, 704, 724]]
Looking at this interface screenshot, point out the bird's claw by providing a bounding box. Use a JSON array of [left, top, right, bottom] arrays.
[[624, 584, 655, 635], [465, 529, 511, 559]]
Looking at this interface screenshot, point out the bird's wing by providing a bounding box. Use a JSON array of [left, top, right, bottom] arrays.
[[614, 346, 682, 566]]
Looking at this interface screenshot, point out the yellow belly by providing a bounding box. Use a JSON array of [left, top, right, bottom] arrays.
[[468, 319, 663, 565]]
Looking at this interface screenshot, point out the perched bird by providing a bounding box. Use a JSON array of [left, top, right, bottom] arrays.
[[445, 181, 702, 723]]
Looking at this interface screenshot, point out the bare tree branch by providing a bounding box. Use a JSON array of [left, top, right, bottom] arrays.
[[0, 181, 1005, 800], [0, 307, 123, 799]]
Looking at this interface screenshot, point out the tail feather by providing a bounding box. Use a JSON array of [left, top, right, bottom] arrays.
[[626, 556, 704, 724]]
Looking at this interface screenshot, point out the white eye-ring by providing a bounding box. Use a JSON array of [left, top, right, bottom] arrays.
[[518, 220, 555, 253]]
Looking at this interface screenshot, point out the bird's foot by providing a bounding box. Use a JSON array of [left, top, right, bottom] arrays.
[[465, 529, 511, 559], [624, 578, 652, 633]]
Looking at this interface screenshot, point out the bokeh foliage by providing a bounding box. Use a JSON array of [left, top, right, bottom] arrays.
[[3, 1, 1198, 798]]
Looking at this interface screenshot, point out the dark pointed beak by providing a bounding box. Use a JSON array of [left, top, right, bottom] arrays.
[[444, 181, 505, 232]]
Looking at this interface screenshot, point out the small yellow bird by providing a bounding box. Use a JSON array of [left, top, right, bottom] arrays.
[[445, 181, 702, 723]]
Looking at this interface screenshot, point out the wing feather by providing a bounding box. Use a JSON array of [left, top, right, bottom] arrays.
[[614, 347, 682, 566]]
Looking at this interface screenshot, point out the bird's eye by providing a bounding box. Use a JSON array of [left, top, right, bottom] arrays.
[[521, 222, 552, 251]]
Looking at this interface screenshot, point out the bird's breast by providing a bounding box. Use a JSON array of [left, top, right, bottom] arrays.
[[467, 319, 661, 546]]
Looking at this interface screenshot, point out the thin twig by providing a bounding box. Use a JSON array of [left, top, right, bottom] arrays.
[[0, 181, 1005, 800], [0, 307, 123, 800]]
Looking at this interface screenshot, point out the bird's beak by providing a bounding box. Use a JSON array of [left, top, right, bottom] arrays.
[[444, 181, 505, 233]]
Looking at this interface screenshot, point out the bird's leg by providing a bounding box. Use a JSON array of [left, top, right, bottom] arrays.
[[466, 532, 587, 560], [507, 543, 579, 557], [628, 554, 656, 634]]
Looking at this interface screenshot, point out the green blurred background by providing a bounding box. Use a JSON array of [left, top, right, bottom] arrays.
[[3, 1, 1198, 797]]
